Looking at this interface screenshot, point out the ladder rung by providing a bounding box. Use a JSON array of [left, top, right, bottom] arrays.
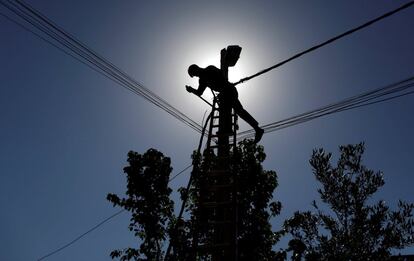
[[211, 133, 235, 138], [211, 123, 238, 128], [209, 143, 236, 149], [212, 114, 237, 119]]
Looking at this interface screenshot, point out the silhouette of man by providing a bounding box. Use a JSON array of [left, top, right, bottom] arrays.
[[186, 64, 264, 143]]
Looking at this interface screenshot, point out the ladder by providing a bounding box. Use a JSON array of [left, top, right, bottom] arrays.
[[207, 94, 238, 153], [194, 94, 239, 261]]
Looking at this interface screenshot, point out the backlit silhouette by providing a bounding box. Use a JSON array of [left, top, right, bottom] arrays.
[[186, 64, 264, 143]]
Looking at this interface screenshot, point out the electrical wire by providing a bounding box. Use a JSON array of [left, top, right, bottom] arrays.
[[238, 81, 414, 140], [2, 0, 414, 135], [37, 209, 125, 261], [234, 0, 414, 85], [0, 0, 204, 134], [36, 162, 194, 260], [237, 77, 414, 140], [169, 164, 193, 182], [3, 0, 413, 138], [164, 110, 213, 261]]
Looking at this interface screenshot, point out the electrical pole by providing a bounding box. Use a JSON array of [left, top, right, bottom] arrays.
[[183, 45, 241, 261], [211, 45, 241, 261]]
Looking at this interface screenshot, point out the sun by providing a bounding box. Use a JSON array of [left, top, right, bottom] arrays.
[[228, 64, 246, 84]]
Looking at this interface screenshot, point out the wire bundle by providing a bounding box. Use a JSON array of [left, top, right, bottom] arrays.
[[237, 76, 414, 140], [0, 0, 203, 134]]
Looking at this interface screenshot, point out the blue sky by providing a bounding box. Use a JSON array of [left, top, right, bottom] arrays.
[[1, 0, 414, 260]]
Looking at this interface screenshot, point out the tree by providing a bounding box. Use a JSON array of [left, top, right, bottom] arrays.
[[107, 149, 174, 261], [107, 141, 283, 260], [283, 143, 414, 260], [169, 140, 283, 260], [232, 140, 283, 260]]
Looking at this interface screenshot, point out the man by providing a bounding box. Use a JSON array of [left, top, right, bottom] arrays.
[[186, 64, 264, 143]]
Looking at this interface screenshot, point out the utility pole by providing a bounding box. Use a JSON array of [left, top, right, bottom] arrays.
[[209, 45, 241, 261], [181, 45, 242, 261], [217, 47, 232, 158]]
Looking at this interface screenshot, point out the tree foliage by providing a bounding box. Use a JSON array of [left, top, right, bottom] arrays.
[[107, 149, 174, 261], [232, 140, 283, 260], [108, 141, 283, 260], [283, 143, 414, 260], [169, 140, 283, 260]]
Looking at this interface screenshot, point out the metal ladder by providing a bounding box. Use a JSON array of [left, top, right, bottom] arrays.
[[195, 94, 239, 261], [207, 96, 238, 152]]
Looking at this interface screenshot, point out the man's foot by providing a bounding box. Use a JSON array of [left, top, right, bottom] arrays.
[[254, 128, 264, 143]]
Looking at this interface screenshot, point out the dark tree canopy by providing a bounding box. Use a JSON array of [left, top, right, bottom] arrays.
[[106, 142, 414, 260], [107, 149, 174, 261], [232, 140, 282, 260], [170, 140, 283, 260], [107, 141, 283, 261], [283, 143, 414, 260]]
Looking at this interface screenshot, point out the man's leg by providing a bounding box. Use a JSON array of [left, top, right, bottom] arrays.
[[232, 99, 258, 127], [232, 98, 264, 143]]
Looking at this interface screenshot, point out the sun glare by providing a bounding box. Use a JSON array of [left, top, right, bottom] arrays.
[[228, 65, 245, 84]]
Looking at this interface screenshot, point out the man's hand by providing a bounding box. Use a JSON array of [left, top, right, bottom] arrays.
[[185, 85, 194, 94]]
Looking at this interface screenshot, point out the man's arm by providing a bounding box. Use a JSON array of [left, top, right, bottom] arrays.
[[185, 83, 206, 96]]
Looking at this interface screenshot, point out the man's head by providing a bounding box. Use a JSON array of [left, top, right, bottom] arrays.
[[188, 64, 201, 78]]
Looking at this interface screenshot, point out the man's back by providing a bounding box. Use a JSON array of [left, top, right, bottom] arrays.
[[199, 65, 229, 92]]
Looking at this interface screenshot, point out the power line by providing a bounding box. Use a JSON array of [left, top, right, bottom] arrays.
[[0, 11, 130, 90], [238, 78, 414, 139], [37, 209, 125, 261], [164, 108, 212, 260], [169, 164, 193, 182], [2, 0, 413, 136], [237, 76, 414, 140], [234, 0, 414, 85], [0, 0, 204, 135], [36, 162, 194, 260]]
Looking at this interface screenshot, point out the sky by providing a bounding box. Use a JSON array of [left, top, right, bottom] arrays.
[[1, 0, 414, 260]]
